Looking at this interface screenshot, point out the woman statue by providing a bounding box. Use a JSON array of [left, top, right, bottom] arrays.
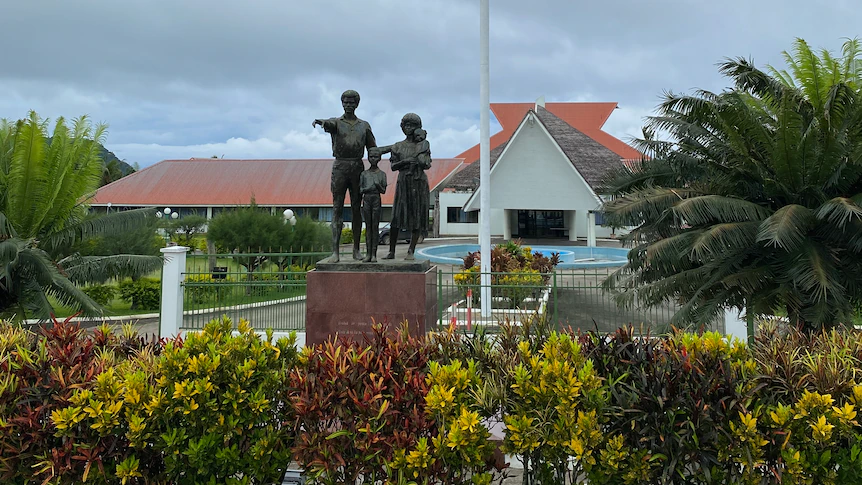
[[374, 113, 431, 260]]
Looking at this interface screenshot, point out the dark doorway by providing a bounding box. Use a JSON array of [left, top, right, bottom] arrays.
[[516, 210, 565, 238]]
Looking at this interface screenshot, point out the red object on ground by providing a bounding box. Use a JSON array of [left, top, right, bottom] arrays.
[[466, 289, 472, 331]]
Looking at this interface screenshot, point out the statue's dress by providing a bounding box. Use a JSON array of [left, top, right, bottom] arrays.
[[389, 139, 431, 232]]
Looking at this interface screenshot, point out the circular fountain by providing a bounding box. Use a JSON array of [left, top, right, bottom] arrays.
[[415, 244, 628, 268]]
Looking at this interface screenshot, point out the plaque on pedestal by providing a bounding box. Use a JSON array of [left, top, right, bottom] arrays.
[[305, 264, 436, 347], [314, 260, 430, 273]]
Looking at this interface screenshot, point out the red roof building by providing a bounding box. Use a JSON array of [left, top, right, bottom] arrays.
[[91, 158, 464, 223]]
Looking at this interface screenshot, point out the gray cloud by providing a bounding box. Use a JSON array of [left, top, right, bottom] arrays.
[[1, 0, 860, 166]]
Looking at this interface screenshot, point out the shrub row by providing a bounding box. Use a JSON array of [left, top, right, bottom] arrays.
[[117, 278, 161, 311], [2, 317, 861, 484]]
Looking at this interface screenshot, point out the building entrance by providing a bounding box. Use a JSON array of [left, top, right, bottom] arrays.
[[515, 210, 566, 238]]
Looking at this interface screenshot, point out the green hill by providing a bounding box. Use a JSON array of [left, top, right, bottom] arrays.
[[98, 144, 135, 176]]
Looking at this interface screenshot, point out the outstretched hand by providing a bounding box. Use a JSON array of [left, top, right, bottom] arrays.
[[312, 119, 324, 128]]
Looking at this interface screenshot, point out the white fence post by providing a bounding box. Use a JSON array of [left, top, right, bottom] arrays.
[[160, 246, 188, 339]]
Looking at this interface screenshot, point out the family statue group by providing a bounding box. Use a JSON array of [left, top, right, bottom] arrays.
[[313, 89, 430, 263]]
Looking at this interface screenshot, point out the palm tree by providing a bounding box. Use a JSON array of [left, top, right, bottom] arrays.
[[600, 38, 862, 331], [0, 112, 160, 321]]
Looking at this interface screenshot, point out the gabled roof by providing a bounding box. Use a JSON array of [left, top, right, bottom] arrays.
[[462, 106, 608, 211], [533, 107, 624, 189], [455, 102, 641, 164], [445, 142, 508, 191], [448, 107, 627, 193], [91, 158, 464, 207]]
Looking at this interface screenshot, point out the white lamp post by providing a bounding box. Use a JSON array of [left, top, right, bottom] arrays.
[[283, 209, 297, 226]]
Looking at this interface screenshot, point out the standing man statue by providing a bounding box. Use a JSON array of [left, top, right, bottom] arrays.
[[313, 90, 377, 262]]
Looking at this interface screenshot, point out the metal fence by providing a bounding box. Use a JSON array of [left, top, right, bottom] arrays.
[[181, 252, 328, 331], [177, 254, 695, 335], [436, 267, 686, 334]]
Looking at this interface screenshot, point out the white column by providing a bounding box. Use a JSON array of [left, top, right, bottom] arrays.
[[479, 0, 492, 318], [206, 206, 213, 220], [724, 308, 748, 342], [503, 209, 512, 240], [587, 212, 597, 247], [568, 210, 578, 242], [160, 246, 188, 339]]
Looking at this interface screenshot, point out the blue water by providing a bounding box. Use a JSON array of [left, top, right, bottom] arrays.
[[415, 244, 628, 269]]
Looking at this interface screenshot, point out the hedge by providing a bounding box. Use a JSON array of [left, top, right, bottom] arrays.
[[1, 317, 861, 484]]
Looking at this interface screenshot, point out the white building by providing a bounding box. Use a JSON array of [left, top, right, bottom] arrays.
[[438, 101, 641, 241]]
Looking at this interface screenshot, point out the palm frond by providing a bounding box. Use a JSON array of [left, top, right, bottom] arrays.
[[598, 158, 676, 195], [788, 242, 843, 303], [38, 117, 106, 238], [42, 207, 154, 255], [0, 119, 15, 198], [59, 253, 162, 284], [644, 231, 702, 268], [14, 247, 101, 319], [0, 237, 27, 270], [756, 204, 816, 250], [791, 39, 829, 112], [814, 197, 862, 229], [689, 221, 759, 261], [720, 265, 775, 295], [0, 211, 16, 238], [6, 112, 48, 238], [672, 195, 772, 226], [841, 37, 862, 84], [19, 277, 54, 321], [721, 56, 805, 108], [602, 187, 699, 229]]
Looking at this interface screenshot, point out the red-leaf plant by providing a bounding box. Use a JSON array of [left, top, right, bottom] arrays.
[[0, 315, 160, 484], [288, 322, 440, 485]]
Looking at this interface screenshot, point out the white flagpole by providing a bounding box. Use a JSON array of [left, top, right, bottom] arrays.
[[479, 0, 492, 319]]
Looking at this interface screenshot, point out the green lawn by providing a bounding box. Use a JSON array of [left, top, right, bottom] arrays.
[[51, 296, 160, 319], [51, 277, 309, 319]]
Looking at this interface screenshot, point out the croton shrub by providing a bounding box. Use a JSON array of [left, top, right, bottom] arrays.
[[455, 241, 560, 309], [288, 323, 500, 485], [0, 317, 158, 484], [2, 315, 862, 484]]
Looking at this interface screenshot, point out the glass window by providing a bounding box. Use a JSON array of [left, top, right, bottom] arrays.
[[447, 207, 479, 223], [319, 207, 333, 222]]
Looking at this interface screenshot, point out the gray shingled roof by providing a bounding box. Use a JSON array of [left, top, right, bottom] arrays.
[[444, 106, 624, 191], [444, 142, 507, 191], [534, 106, 625, 188]]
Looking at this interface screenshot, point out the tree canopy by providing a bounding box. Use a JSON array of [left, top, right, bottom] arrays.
[[207, 205, 330, 275], [600, 38, 862, 330], [0, 112, 160, 321]]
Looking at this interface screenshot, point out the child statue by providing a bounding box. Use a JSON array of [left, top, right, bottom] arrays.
[[360, 149, 388, 262]]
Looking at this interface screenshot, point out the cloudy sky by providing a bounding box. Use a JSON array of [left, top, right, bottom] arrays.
[[1, 0, 860, 167]]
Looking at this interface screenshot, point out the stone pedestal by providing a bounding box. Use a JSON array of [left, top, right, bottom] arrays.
[[305, 261, 437, 347]]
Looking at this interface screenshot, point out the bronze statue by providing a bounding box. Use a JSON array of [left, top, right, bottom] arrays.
[[377, 114, 431, 260], [359, 151, 387, 262], [313, 90, 377, 262]]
